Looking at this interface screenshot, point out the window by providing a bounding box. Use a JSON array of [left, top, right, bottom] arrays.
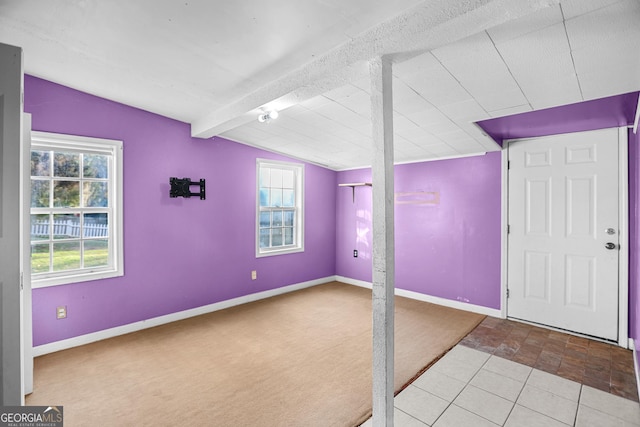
[[30, 131, 123, 287], [256, 159, 304, 257]]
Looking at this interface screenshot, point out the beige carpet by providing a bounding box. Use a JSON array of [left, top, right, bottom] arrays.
[[26, 282, 484, 426]]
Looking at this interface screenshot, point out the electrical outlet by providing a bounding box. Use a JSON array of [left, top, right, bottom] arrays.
[[353, 250, 358, 258], [56, 306, 67, 319], [251, 270, 257, 280]]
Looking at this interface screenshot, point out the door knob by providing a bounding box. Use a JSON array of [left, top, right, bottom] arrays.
[[605, 242, 617, 250]]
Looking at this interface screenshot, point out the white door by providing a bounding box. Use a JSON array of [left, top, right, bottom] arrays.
[[0, 42, 24, 404], [507, 128, 621, 341]]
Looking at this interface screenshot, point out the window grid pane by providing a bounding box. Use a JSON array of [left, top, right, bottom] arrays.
[[53, 152, 80, 177], [31, 243, 51, 273], [257, 161, 302, 255], [31, 142, 116, 278], [31, 180, 50, 208], [84, 240, 109, 267], [52, 241, 81, 271]]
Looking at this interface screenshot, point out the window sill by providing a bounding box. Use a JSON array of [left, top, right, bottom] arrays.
[[256, 246, 304, 258], [32, 268, 123, 289]]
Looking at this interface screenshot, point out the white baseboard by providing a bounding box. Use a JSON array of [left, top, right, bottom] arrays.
[[631, 339, 640, 401], [335, 276, 502, 318], [33, 276, 337, 357], [34, 275, 501, 356]]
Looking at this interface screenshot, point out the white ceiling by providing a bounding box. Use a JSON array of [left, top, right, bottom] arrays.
[[1, 0, 639, 170]]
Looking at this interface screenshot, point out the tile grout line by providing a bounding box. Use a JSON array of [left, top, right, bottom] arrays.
[[573, 385, 583, 427], [499, 360, 534, 426]]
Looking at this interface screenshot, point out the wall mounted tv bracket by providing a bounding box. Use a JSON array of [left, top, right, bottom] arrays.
[[169, 177, 206, 200]]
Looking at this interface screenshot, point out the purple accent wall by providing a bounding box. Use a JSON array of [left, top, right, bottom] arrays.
[[479, 92, 638, 145], [25, 75, 337, 346], [336, 153, 503, 309]]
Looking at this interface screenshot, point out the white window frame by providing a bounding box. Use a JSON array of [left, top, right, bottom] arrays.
[[30, 131, 124, 288], [256, 159, 304, 257]]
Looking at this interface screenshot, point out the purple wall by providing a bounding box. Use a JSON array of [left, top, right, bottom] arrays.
[[479, 92, 638, 145], [25, 75, 337, 346], [336, 153, 503, 309]]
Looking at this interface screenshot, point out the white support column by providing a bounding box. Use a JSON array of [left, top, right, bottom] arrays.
[[369, 56, 395, 427]]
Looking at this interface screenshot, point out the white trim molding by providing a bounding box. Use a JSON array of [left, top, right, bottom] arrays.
[[618, 127, 629, 348], [30, 131, 124, 288], [500, 146, 509, 319], [336, 276, 501, 318], [631, 339, 640, 400]]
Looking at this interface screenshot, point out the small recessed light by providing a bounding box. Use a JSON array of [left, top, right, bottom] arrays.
[[258, 110, 279, 123]]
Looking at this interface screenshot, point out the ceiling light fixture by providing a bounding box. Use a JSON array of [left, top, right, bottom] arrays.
[[258, 110, 279, 123]]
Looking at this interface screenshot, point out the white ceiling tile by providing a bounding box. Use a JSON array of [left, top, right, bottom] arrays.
[[433, 36, 520, 112], [331, 128, 369, 145], [281, 104, 310, 118], [222, 124, 272, 141], [417, 134, 447, 147], [334, 90, 371, 118], [393, 52, 441, 78], [524, 82, 583, 110], [453, 141, 487, 154], [352, 124, 373, 138], [395, 126, 429, 141], [399, 61, 472, 108], [488, 104, 533, 117], [299, 95, 334, 110], [393, 114, 420, 132], [487, 5, 563, 43], [393, 78, 434, 115], [394, 138, 423, 155], [311, 102, 370, 128], [423, 121, 460, 135], [472, 86, 530, 114], [406, 107, 449, 126], [495, 22, 582, 109], [454, 123, 500, 150], [438, 130, 475, 143], [438, 99, 490, 123], [394, 96, 434, 117], [565, 0, 640, 50], [572, 44, 640, 100], [351, 77, 372, 93], [563, 0, 640, 98], [433, 32, 528, 112], [323, 84, 363, 101], [424, 143, 458, 155], [560, 0, 625, 20]]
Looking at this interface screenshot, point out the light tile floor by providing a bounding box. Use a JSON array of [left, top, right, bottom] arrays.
[[360, 345, 640, 426]]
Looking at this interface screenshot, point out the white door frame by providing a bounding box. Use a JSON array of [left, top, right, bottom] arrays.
[[500, 127, 629, 348], [22, 113, 33, 397]]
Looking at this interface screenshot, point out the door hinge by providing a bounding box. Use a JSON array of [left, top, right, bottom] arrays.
[[507, 224, 510, 234], [20, 272, 24, 291], [506, 288, 510, 299], [507, 160, 510, 169]]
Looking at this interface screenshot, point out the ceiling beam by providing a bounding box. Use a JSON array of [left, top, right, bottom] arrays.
[[191, 0, 559, 139]]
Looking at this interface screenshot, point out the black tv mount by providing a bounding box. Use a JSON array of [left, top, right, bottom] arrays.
[[170, 177, 206, 200]]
